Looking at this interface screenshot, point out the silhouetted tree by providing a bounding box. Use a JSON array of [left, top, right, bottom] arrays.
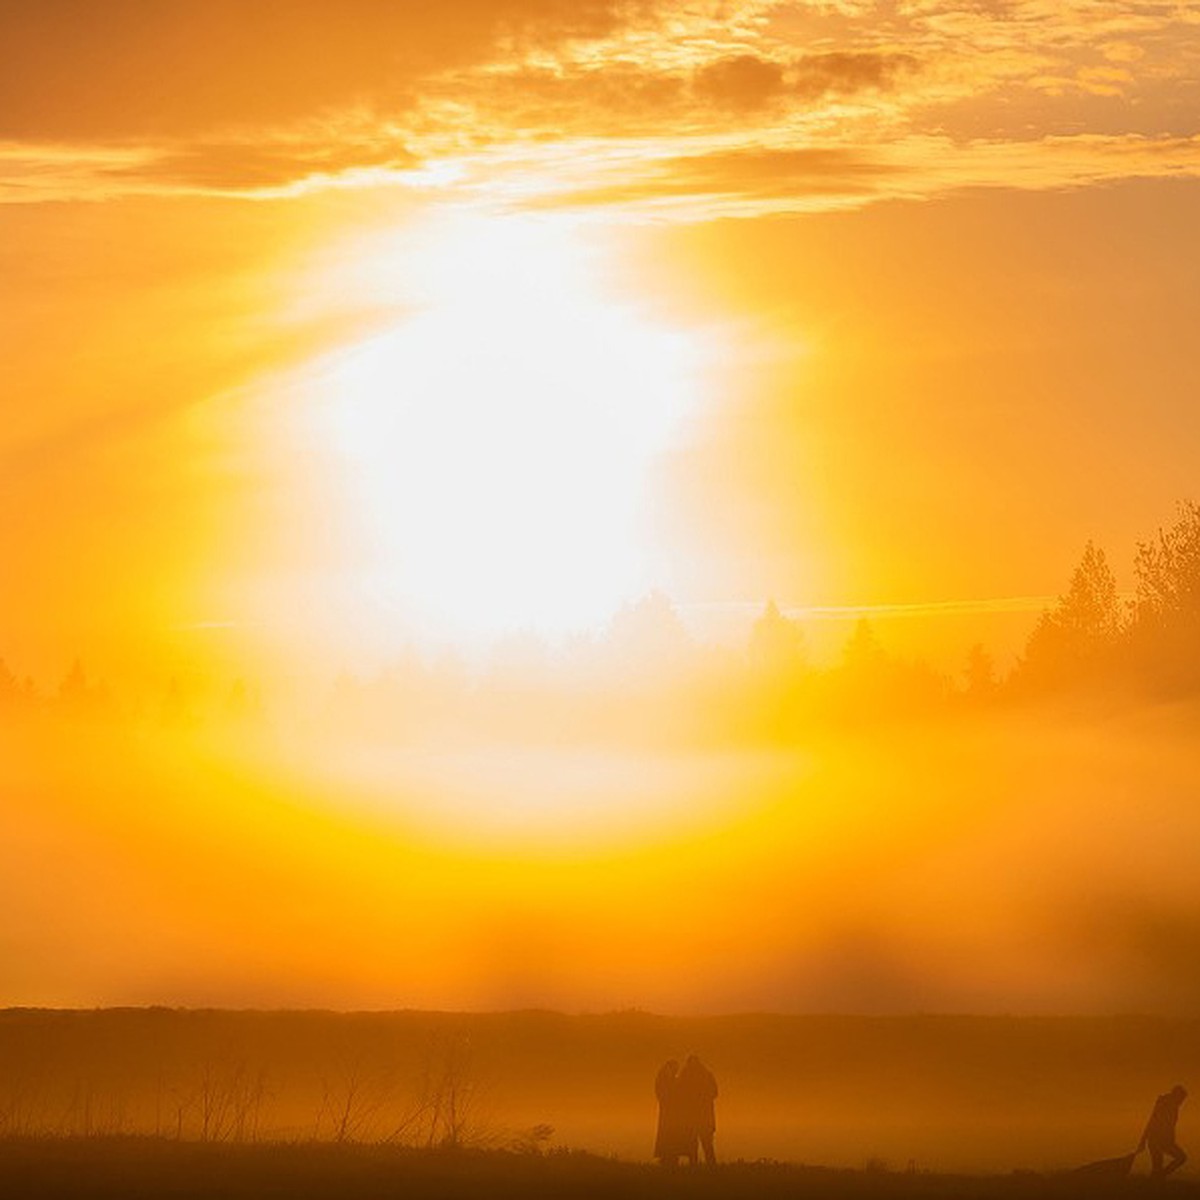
[[223, 678, 264, 725], [748, 600, 806, 676], [1134, 500, 1200, 625], [59, 658, 89, 706], [607, 591, 690, 672], [160, 676, 197, 730], [56, 657, 112, 719], [842, 619, 885, 675], [823, 618, 945, 722], [1021, 541, 1121, 686], [411, 1034, 492, 1151], [963, 642, 998, 700], [1130, 500, 1200, 691], [743, 601, 808, 741], [0, 658, 20, 710]]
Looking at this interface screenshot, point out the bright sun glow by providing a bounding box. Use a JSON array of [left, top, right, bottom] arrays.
[[309, 213, 708, 645]]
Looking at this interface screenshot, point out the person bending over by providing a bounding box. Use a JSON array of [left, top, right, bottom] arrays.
[[1139, 1085, 1188, 1178]]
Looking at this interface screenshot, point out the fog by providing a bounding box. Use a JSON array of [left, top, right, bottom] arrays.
[[1, 1010, 1196, 1172], [4, 637, 1200, 1017]]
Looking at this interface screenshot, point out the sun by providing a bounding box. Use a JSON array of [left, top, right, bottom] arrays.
[[307, 212, 707, 647]]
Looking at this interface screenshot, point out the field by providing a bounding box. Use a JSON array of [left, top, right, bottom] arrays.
[[2, 1138, 1196, 1200], [1, 1011, 1197, 1178]]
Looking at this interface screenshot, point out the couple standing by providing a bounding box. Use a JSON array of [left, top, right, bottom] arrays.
[[654, 1055, 718, 1166]]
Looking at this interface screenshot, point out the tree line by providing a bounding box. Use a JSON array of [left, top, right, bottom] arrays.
[[1015, 499, 1200, 699], [2, 501, 1197, 743]]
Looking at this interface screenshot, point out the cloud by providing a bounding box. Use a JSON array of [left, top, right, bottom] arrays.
[[0, 142, 157, 204], [790, 50, 921, 98], [7, 129, 1200, 216], [0, 0, 641, 140], [118, 139, 417, 193], [0, 0, 1196, 214], [0, 137, 430, 204], [522, 143, 897, 216], [695, 55, 788, 108], [507, 132, 1200, 221]]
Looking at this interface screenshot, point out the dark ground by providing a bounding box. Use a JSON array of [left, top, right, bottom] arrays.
[[0, 1140, 1193, 1200]]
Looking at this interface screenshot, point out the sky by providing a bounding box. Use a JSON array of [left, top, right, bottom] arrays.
[[2, 2, 1200, 1013], [4, 0, 1200, 671]]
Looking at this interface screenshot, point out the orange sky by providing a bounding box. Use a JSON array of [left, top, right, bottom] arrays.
[[2, 2, 1200, 1013], [3, 1, 1200, 673]]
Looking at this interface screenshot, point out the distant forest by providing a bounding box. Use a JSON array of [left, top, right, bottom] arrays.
[[2, 501, 1199, 744]]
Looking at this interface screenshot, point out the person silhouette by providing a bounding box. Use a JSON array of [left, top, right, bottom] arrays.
[[653, 1059, 688, 1167], [1138, 1085, 1188, 1178], [675, 1054, 718, 1166]]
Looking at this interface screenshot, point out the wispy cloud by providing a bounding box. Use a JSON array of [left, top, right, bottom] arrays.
[[1, 0, 1197, 214]]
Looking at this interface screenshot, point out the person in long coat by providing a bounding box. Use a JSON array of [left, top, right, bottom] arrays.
[[676, 1054, 718, 1166], [653, 1059, 692, 1166]]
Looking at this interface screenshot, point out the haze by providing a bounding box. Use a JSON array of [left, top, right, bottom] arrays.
[[3, 1, 1200, 1027]]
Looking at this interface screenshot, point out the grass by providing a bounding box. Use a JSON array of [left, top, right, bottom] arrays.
[[0, 1139, 1193, 1200]]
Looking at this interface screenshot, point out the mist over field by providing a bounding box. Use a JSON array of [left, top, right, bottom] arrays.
[[4, 669, 1200, 1018], [2, 1009, 1197, 1173]]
